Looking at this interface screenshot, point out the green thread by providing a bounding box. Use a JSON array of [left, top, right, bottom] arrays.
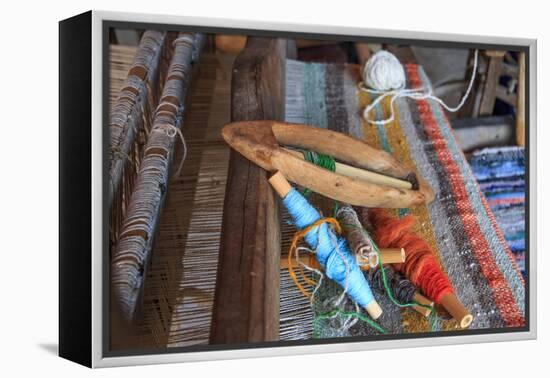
[[301, 150, 336, 197], [313, 308, 386, 337], [332, 201, 340, 218], [299, 151, 436, 333], [341, 221, 434, 313], [428, 308, 440, 332]]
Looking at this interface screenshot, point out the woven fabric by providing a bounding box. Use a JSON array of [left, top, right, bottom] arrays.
[[281, 59, 525, 339], [469, 147, 526, 276]]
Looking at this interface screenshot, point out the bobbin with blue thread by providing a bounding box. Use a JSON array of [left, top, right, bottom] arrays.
[[269, 171, 383, 320]]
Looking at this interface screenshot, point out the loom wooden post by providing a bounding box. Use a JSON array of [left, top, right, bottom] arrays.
[[479, 50, 505, 116], [412, 293, 434, 318], [355, 42, 371, 67], [269, 172, 383, 320], [440, 293, 473, 328], [516, 51, 525, 147], [210, 38, 290, 344]]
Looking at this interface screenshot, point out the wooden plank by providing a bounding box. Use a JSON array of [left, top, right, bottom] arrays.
[[355, 42, 371, 67], [384, 44, 417, 64], [479, 51, 504, 115], [210, 37, 286, 344], [495, 84, 518, 106], [516, 52, 526, 147]]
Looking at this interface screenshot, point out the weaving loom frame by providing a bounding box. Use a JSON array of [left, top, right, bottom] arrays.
[[73, 10, 536, 368]]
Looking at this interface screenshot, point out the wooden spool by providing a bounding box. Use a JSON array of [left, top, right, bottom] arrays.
[[412, 293, 434, 318], [269, 172, 383, 320], [222, 121, 434, 208], [440, 293, 474, 328], [281, 248, 405, 270]]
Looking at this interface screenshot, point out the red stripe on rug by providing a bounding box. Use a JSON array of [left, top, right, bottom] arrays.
[[487, 198, 525, 207], [481, 194, 526, 284], [406, 65, 524, 327]]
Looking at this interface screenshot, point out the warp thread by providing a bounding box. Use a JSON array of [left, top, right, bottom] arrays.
[[283, 188, 376, 309], [109, 31, 168, 260], [367, 208, 454, 304], [112, 32, 203, 320], [360, 49, 479, 126]]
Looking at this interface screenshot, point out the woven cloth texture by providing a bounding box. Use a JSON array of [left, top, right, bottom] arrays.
[[280, 59, 525, 339], [469, 147, 526, 276]]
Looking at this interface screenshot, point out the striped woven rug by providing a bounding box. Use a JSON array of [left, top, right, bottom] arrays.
[[469, 147, 526, 276], [281, 59, 525, 338]]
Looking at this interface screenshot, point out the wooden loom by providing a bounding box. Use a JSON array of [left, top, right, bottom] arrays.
[[109, 31, 207, 347], [109, 33, 464, 350]]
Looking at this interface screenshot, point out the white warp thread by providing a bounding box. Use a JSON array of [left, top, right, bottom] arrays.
[[112, 33, 201, 320], [360, 49, 479, 126]]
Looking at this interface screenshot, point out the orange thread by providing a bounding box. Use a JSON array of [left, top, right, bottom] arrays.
[[287, 217, 342, 298], [368, 209, 454, 303]]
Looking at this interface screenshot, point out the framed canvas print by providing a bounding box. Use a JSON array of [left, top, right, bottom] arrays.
[[59, 10, 537, 368]]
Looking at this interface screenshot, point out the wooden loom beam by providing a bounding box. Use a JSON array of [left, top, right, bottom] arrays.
[[111, 33, 206, 329], [210, 38, 289, 344], [108, 30, 168, 209]]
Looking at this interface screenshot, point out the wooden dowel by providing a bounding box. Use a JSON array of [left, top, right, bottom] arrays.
[[280, 247, 405, 270], [412, 293, 434, 318], [269, 171, 383, 320], [283, 148, 413, 190], [516, 51, 525, 147], [439, 292, 473, 328], [366, 301, 383, 320], [379, 247, 405, 264], [268, 171, 292, 198]]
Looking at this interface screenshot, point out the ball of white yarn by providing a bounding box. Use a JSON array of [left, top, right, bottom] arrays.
[[363, 50, 406, 91]]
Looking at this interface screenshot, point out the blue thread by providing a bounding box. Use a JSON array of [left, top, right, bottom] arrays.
[[369, 92, 392, 153], [282, 188, 375, 308]]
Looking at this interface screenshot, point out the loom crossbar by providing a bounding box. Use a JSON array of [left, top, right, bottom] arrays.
[[111, 32, 206, 326]]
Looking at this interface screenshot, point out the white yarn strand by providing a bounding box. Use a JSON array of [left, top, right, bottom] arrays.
[[360, 49, 479, 126]]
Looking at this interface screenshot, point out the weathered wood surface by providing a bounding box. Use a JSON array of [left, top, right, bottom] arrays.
[[479, 51, 504, 116], [516, 52, 526, 147], [210, 38, 287, 344], [221, 121, 435, 208], [384, 44, 417, 64], [355, 42, 371, 67]]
